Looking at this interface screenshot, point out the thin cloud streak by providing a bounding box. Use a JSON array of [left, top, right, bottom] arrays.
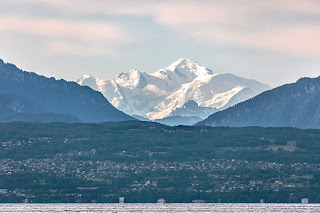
[[0, 0, 319, 87], [0, 16, 132, 56], [151, 1, 320, 58], [25, 0, 320, 58]]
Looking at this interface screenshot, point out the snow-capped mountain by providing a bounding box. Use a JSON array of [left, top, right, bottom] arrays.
[[77, 58, 271, 121]]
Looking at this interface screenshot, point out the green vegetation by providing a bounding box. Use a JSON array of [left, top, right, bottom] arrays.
[[0, 122, 320, 203]]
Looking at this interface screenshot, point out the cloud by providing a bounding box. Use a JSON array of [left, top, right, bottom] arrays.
[[0, 17, 130, 56], [2, 0, 320, 58], [149, 1, 320, 58], [27, 0, 157, 15]]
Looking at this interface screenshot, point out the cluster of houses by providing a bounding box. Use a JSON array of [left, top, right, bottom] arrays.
[[0, 137, 318, 203]]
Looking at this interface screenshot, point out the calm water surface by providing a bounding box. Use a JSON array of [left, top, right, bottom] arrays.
[[0, 203, 319, 213]]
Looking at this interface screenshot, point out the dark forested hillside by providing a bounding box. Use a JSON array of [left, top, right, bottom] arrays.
[[0, 59, 135, 123], [197, 76, 320, 129]]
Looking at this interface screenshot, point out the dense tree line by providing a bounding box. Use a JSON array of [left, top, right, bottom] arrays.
[[1, 122, 320, 203]]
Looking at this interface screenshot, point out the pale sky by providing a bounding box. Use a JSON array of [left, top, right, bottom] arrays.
[[0, 0, 320, 87]]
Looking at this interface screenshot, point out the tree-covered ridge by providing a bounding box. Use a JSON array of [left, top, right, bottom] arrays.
[[197, 76, 320, 129], [0, 122, 319, 163], [0, 59, 135, 123]]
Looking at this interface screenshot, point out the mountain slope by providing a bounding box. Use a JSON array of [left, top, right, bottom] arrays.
[[155, 116, 203, 126], [78, 58, 270, 121], [0, 59, 135, 123], [170, 100, 216, 118], [0, 93, 80, 122], [196, 76, 320, 129]]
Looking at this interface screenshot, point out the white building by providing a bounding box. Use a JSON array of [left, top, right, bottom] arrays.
[[157, 198, 166, 204], [301, 198, 309, 204], [119, 197, 125, 204], [0, 189, 8, 194]]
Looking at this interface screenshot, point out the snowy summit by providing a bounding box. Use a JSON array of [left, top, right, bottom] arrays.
[[77, 58, 271, 121]]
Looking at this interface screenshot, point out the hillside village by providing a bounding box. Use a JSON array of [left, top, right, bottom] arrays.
[[0, 123, 320, 203]]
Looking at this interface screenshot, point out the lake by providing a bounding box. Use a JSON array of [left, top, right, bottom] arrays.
[[0, 203, 319, 213]]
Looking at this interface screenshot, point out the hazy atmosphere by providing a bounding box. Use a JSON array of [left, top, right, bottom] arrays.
[[1, 0, 320, 87], [2, 1, 320, 208]]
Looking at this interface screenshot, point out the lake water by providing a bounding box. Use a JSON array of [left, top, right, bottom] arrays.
[[0, 203, 319, 213]]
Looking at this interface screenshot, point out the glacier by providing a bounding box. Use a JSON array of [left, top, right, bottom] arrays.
[[77, 58, 271, 121]]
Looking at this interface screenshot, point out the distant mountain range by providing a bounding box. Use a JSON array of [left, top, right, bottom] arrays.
[[78, 58, 271, 124], [1, 57, 319, 128], [196, 76, 320, 129], [0, 59, 135, 123]]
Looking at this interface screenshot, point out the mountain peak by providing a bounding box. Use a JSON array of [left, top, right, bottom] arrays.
[[152, 58, 213, 80], [183, 100, 199, 108], [168, 58, 199, 70], [77, 74, 96, 85], [115, 68, 147, 88], [116, 68, 142, 81], [167, 58, 213, 77], [128, 68, 140, 76], [79, 74, 93, 80]]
